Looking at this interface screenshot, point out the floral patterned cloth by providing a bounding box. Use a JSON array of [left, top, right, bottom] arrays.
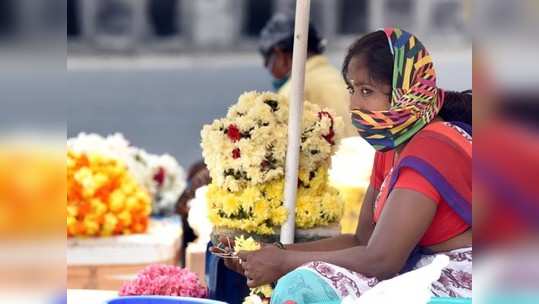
[[272, 247, 472, 304]]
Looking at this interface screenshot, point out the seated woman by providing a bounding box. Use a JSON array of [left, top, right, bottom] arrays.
[[226, 28, 472, 303]]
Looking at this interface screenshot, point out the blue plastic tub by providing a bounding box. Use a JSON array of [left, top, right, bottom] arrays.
[[428, 297, 472, 304], [106, 296, 228, 304], [107, 296, 471, 304], [313, 298, 472, 304]]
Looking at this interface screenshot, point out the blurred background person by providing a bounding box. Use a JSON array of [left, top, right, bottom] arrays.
[[259, 13, 357, 137], [176, 160, 211, 265]]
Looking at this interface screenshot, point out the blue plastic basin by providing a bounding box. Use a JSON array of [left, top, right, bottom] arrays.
[[106, 296, 228, 304]]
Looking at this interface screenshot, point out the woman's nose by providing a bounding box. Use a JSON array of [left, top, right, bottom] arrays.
[[349, 96, 363, 111]]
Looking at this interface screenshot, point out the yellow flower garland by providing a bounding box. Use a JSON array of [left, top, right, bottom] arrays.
[[207, 163, 343, 235]]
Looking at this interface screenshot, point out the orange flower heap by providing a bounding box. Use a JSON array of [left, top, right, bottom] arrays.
[[67, 150, 151, 237], [0, 146, 64, 238]]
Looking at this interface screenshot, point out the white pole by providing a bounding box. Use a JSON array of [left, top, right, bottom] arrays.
[[280, 0, 311, 245]]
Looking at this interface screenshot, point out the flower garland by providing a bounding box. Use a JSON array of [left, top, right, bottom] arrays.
[[329, 137, 375, 233], [67, 133, 186, 216], [234, 236, 273, 304], [187, 186, 213, 245], [67, 150, 152, 237], [201, 91, 344, 235]]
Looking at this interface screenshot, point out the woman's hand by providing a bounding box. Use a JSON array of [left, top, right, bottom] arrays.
[[237, 245, 287, 288], [209, 236, 245, 274], [223, 256, 244, 274]]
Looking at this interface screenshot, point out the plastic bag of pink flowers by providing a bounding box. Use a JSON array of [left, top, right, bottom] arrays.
[[119, 264, 207, 298]]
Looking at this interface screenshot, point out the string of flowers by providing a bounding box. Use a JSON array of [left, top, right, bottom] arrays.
[[234, 236, 273, 304]]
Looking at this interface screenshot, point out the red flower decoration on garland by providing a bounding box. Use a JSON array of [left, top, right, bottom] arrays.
[[153, 167, 166, 187], [227, 124, 241, 142], [232, 148, 241, 159], [318, 111, 335, 145]]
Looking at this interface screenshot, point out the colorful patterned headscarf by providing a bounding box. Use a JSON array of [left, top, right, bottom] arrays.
[[351, 28, 445, 151]]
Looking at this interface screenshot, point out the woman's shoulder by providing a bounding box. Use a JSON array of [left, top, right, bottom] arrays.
[[424, 121, 471, 140], [405, 121, 472, 159]]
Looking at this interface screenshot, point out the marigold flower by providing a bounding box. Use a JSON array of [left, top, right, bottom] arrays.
[[67, 150, 151, 237]]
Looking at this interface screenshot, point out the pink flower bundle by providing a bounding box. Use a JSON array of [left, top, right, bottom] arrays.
[[119, 264, 207, 298]]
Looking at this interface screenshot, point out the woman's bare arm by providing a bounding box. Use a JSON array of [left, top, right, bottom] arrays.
[[355, 184, 377, 245], [238, 188, 438, 286]]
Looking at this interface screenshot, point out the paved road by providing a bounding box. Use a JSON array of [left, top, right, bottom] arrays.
[[1, 51, 471, 169], [67, 63, 272, 168]]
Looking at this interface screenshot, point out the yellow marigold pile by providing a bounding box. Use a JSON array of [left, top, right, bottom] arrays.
[[67, 150, 151, 237]]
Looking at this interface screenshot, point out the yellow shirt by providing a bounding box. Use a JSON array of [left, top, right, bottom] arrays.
[[277, 55, 356, 137]]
